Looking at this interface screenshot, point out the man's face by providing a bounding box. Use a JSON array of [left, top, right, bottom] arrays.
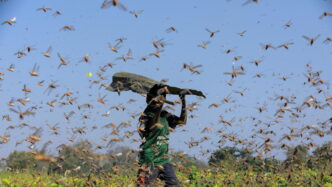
[[146, 84, 167, 104]]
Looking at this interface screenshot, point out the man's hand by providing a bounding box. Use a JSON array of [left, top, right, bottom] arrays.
[[179, 89, 192, 97], [179, 89, 189, 104], [179, 93, 185, 100]]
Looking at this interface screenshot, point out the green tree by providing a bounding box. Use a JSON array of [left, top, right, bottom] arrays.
[[243, 157, 280, 172], [6, 151, 38, 171], [209, 147, 251, 165], [107, 146, 138, 166], [49, 140, 100, 175], [101, 146, 138, 175], [309, 142, 332, 169], [284, 145, 309, 169], [170, 151, 206, 169]]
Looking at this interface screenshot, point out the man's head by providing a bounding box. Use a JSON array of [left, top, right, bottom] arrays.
[[146, 84, 167, 104]]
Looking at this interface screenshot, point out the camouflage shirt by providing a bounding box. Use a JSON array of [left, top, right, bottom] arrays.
[[139, 110, 178, 166]]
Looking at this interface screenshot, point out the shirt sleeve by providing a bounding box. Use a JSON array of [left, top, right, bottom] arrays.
[[163, 111, 180, 129]]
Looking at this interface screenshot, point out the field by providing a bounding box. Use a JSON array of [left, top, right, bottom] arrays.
[[0, 165, 332, 186]]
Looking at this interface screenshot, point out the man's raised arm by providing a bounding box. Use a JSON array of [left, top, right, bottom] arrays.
[[177, 94, 187, 125]]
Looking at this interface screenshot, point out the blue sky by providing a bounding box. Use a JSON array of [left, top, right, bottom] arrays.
[[0, 0, 332, 162]]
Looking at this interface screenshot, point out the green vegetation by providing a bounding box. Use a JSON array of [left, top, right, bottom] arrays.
[[0, 141, 331, 186]]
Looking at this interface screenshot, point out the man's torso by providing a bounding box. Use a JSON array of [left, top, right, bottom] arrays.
[[139, 111, 171, 166]]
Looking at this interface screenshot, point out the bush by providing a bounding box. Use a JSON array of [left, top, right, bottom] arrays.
[[6, 151, 38, 171]]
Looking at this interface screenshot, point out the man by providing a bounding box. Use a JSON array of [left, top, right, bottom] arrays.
[[137, 84, 187, 186]]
